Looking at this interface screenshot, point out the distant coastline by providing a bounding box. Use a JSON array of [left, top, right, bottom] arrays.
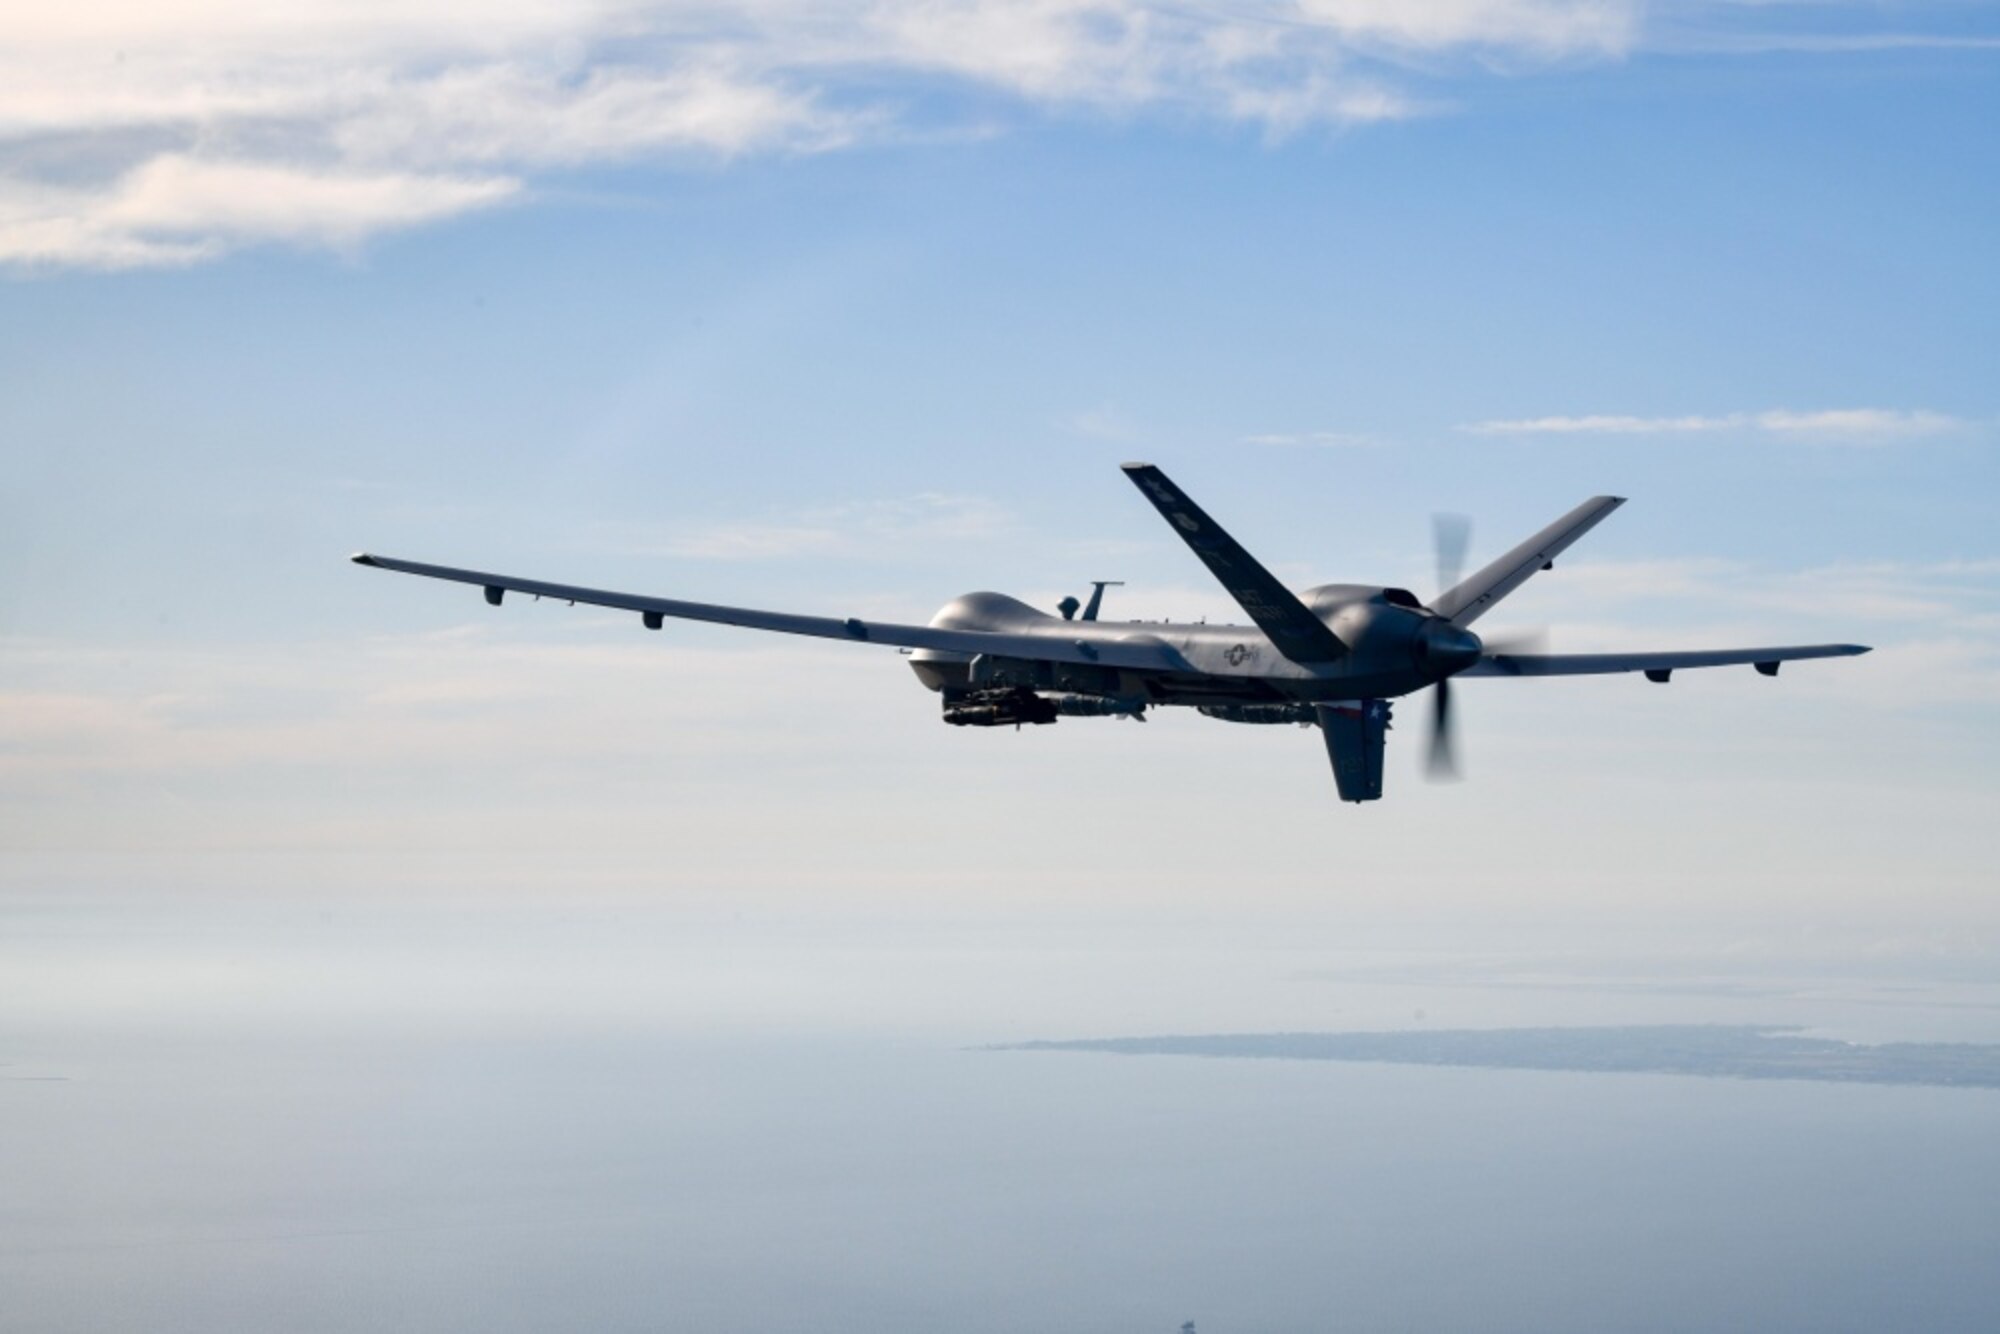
[[993, 1025, 2000, 1090]]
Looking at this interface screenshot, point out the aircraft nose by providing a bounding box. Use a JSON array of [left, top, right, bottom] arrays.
[[1419, 621, 1484, 677]]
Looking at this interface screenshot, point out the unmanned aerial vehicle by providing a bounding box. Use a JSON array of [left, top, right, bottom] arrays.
[[354, 463, 1868, 802]]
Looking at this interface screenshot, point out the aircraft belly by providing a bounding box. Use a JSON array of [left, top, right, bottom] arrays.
[[911, 641, 1426, 704], [918, 612, 1430, 702], [1145, 671, 1421, 707]]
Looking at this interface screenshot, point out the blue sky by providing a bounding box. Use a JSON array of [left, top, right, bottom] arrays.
[[4, 1, 1998, 971]]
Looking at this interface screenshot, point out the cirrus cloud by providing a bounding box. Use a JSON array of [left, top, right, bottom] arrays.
[[0, 156, 520, 269], [1461, 407, 1974, 444], [0, 0, 1642, 271]]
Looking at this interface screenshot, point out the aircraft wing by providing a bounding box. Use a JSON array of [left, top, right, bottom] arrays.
[[1464, 643, 1870, 678], [1120, 463, 1348, 663], [350, 554, 1195, 672], [1431, 495, 1625, 626]]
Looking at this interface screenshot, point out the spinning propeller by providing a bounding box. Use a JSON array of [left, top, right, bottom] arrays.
[[1422, 514, 1542, 781], [1427, 514, 1473, 780]]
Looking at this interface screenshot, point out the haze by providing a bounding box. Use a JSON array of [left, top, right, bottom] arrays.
[[4, 2, 1998, 1330]]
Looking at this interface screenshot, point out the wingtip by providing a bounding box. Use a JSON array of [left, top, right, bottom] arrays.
[[350, 552, 379, 566]]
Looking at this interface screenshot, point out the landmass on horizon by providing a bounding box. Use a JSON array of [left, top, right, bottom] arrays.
[[995, 1025, 2000, 1089]]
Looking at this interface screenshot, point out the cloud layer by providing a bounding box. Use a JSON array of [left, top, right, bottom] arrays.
[[1462, 408, 1972, 443], [0, 0, 1641, 269]]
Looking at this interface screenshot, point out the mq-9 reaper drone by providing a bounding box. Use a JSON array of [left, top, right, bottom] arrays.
[[354, 463, 1869, 802]]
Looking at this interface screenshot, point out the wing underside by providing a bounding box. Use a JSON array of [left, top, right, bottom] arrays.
[[1119, 463, 1348, 663], [351, 554, 1194, 673], [1465, 644, 1870, 677], [1431, 495, 1626, 626]]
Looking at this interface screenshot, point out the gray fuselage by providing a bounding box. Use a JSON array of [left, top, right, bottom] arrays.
[[908, 585, 1478, 709]]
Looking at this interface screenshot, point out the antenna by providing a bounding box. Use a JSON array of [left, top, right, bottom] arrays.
[[1081, 580, 1124, 621]]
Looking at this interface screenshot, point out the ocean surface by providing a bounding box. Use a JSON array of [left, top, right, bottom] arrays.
[[5, 898, 1998, 1333]]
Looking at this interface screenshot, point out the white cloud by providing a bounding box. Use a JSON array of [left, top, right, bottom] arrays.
[[865, 0, 1167, 104], [5, 1, 1970, 270], [0, 628, 886, 791], [1465, 413, 1732, 435], [1297, 0, 1638, 58], [0, 158, 521, 268], [327, 64, 856, 167], [0, 0, 1648, 270], [1462, 408, 1973, 443], [1655, 30, 2000, 56], [1528, 555, 2000, 622], [1225, 77, 1421, 132], [1752, 408, 1965, 442], [1496, 554, 2000, 708]]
